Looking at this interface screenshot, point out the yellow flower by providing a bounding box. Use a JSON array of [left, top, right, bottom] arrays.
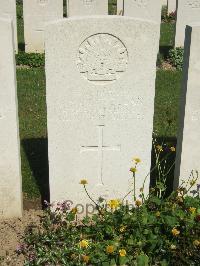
[[135, 199, 142, 207], [193, 240, 200, 247], [156, 145, 163, 152], [71, 207, 78, 214], [107, 199, 120, 209], [189, 207, 196, 214], [106, 245, 115, 254], [171, 228, 180, 237], [79, 240, 89, 248], [170, 147, 176, 152], [170, 244, 176, 250], [133, 157, 141, 164], [80, 179, 88, 185], [82, 255, 90, 263], [155, 211, 160, 217], [119, 226, 127, 233], [130, 167, 137, 173], [119, 249, 127, 257]]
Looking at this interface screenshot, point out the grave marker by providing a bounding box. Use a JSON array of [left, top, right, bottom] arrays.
[[168, 0, 177, 14], [0, 0, 18, 52], [46, 16, 160, 206], [23, 0, 63, 53], [175, 24, 200, 189], [67, 0, 108, 16], [175, 0, 200, 47], [0, 18, 22, 219], [123, 0, 162, 23]]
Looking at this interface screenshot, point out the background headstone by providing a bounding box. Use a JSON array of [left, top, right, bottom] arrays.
[[175, 0, 200, 47], [0, 18, 22, 219], [117, 0, 124, 15], [168, 0, 177, 14], [23, 0, 63, 53], [175, 24, 200, 189], [0, 0, 18, 53], [162, 0, 168, 5], [46, 16, 159, 207], [123, 0, 162, 23], [67, 0, 108, 17]]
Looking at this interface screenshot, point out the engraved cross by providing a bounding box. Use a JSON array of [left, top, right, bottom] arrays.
[[80, 125, 121, 185]]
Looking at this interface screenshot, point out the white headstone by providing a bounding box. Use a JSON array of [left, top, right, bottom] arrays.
[[46, 16, 159, 207], [67, 0, 108, 17], [0, 18, 22, 219], [23, 0, 63, 53], [117, 0, 124, 15], [168, 0, 177, 14], [123, 0, 162, 23], [0, 0, 18, 53], [175, 0, 200, 47], [175, 24, 200, 189]]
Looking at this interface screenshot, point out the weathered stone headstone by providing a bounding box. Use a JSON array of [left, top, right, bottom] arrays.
[[168, 0, 177, 14], [117, 0, 124, 15], [67, 0, 108, 17], [0, 18, 22, 219], [123, 0, 162, 23], [46, 16, 159, 206], [175, 0, 200, 47], [175, 24, 200, 189], [0, 0, 18, 53], [23, 0, 63, 53]]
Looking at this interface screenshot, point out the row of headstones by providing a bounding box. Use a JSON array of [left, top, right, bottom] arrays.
[[1, 0, 200, 54], [1, 12, 200, 219]]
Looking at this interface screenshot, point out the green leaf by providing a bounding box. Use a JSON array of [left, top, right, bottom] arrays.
[[136, 254, 149, 266]]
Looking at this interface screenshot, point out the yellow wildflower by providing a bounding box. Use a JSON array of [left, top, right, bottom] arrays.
[[170, 147, 176, 152], [79, 240, 89, 248], [119, 226, 127, 233], [119, 249, 127, 257], [156, 211, 160, 217], [130, 167, 137, 173], [172, 228, 180, 237], [133, 157, 141, 164], [189, 207, 196, 214], [80, 179, 88, 185], [107, 199, 120, 209], [170, 244, 176, 250], [193, 240, 200, 247], [135, 199, 142, 207], [106, 245, 115, 254], [82, 255, 90, 263], [71, 207, 78, 214], [156, 145, 163, 152]]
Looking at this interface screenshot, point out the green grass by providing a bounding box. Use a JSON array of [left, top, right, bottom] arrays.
[[16, 69, 182, 199], [160, 22, 176, 47]]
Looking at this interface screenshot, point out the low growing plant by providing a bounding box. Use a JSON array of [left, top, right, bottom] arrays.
[[16, 52, 45, 68], [18, 147, 200, 265], [168, 48, 184, 70]]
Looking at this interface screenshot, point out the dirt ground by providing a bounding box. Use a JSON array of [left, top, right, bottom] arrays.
[[0, 199, 43, 266]]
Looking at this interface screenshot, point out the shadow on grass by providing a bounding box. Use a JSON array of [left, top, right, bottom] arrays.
[[159, 45, 173, 59], [22, 138, 49, 207], [18, 42, 25, 52], [150, 136, 177, 197]]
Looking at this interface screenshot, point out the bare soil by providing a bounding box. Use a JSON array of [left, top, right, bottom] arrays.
[[0, 199, 43, 266]]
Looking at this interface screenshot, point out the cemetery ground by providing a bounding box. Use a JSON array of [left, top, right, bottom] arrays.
[[1, 2, 200, 266]]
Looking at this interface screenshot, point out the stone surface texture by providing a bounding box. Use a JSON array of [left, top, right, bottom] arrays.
[[46, 16, 159, 207], [168, 0, 177, 13], [0, 0, 18, 52], [175, 0, 200, 47], [23, 0, 63, 53], [175, 24, 200, 189], [123, 0, 162, 23], [67, 0, 108, 17], [0, 18, 22, 219], [117, 0, 124, 15]]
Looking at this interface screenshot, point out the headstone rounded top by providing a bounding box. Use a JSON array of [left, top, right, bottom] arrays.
[[77, 33, 128, 84]]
